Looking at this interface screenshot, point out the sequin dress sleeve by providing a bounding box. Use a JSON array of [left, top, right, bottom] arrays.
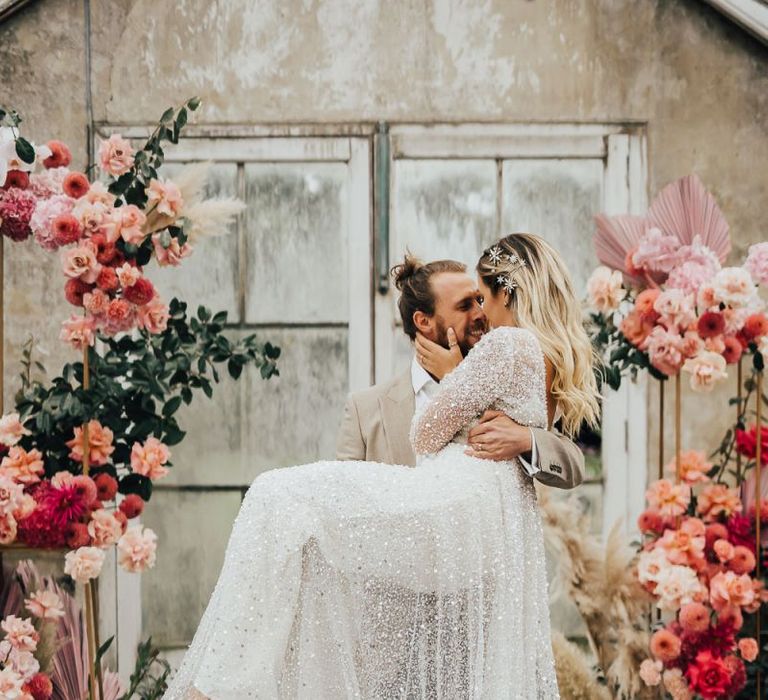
[[410, 327, 543, 455]]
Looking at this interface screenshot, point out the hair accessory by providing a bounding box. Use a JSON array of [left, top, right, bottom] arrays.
[[487, 246, 503, 266], [495, 253, 526, 294]]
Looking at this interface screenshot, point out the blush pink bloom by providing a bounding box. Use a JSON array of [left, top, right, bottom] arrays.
[[681, 330, 704, 359], [4, 645, 39, 683], [87, 508, 123, 548], [697, 284, 718, 311], [653, 289, 696, 332], [0, 666, 25, 698], [658, 527, 705, 567], [116, 262, 142, 288], [72, 198, 109, 235], [653, 565, 707, 611], [29, 166, 68, 198], [147, 179, 184, 218], [682, 351, 728, 392], [713, 538, 735, 563], [102, 204, 146, 245], [130, 437, 170, 480], [709, 570, 755, 612], [587, 266, 623, 313], [703, 336, 726, 355], [61, 241, 101, 284], [64, 546, 105, 584], [30, 194, 74, 251], [83, 288, 110, 318], [643, 327, 685, 376], [620, 310, 654, 347], [631, 227, 680, 274], [636, 547, 669, 586], [152, 232, 193, 267], [1, 615, 38, 653], [696, 483, 742, 522], [60, 314, 96, 351], [117, 526, 158, 573], [66, 420, 115, 466], [24, 590, 64, 621], [646, 479, 691, 518], [738, 637, 759, 662], [666, 449, 711, 485], [0, 413, 30, 447], [663, 668, 692, 700], [136, 298, 170, 334], [0, 513, 18, 546], [84, 181, 115, 206], [98, 134, 134, 176], [745, 242, 768, 286], [0, 474, 26, 515], [712, 267, 756, 309], [639, 659, 662, 686], [101, 298, 137, 335], [0, 446, 44, 485]]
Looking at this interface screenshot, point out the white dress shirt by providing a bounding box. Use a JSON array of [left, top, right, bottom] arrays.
[[410, 358, 540, 476]]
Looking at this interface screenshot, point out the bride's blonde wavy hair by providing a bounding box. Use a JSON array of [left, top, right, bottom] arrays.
[[477, 233, 601, 437]]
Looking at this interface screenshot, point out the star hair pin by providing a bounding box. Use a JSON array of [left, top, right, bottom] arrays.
[[497, 273, 518, 294], [487, 246, 504, 266]]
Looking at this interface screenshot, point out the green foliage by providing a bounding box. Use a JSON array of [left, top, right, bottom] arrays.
[[13, 299, 279, 499], [117, 638, 170, 700]]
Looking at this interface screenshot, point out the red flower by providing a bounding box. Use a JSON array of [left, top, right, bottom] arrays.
[[24, 672, 53, 700], [743, 313, 768, 342], [43, 140, 72, 169], [698, 312, 726, 339], [96, 266, 119, 293], [0, 187, 35, 242], [723, 654, 747, 697], [94, 473, 118, 502], [735, 425, 768, 465], [62, 171, 90, 199], [41, 482, 91, 529], [64, 278, 93, 307], [64, 521, 90, 549], [722, 336, 743, 364], [726, 514, 756, 553], [91, 233, 117, 265], [123, 278, 156, 306], [685, 650, 732, 699], [119, 493, 144, 519], [17, 484, 66, 548], [2, 169, 30, 190], [52, 213, 82, 246], [637, 509, 664, 534]]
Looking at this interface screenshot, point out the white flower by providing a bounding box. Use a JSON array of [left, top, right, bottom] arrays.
[[711, 267, 757, 309], [682, 351, 728, 392], [587, 266, 624, 313], [0, 413, 30, 447]]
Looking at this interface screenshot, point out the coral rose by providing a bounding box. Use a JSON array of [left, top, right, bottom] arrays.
[[729, 546, 756, 575], [709, 570, 755, 612], [722, 336, 743, 364], [667, 449, 711, 485], [646, 479, 690, 518], [98, 135, 134, 176], [650, 628, 682, 662], [679, 602, 710, 634], [136, 298, 169, 334], [103, 298, 136, 335], [619, 310, 654, 347], [61, 242, 100, 283], [0, 446, 44, 485], [43, 141, 72, 169], [697, 484, 742, 522], [66, 420, 114, 466], [130, 437, 170, 480]]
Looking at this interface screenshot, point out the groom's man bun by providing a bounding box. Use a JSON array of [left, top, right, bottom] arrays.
[[390, 253, 466, 340]]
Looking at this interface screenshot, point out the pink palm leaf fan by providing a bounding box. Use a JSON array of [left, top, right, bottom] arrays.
[[593, 213, 648, 282]]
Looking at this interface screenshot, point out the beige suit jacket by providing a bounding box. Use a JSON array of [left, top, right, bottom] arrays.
[[336, 369, 585, 489]]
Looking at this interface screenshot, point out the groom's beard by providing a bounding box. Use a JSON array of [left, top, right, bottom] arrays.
[[435, 318, 486, 356]]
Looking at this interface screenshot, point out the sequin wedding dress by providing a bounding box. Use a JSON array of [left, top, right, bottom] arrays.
[[164, 327, 560, 700]]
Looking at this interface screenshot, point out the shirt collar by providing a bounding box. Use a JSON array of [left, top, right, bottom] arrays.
[[411, 356, 437, 395]]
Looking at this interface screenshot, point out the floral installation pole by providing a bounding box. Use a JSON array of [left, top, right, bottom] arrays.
[[587, 174, 768, 698], [0, 101, 280, 699]]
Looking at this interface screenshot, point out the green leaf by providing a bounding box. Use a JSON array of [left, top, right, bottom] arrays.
[[118, 473, 153, 501], [160, 107, 175, 124], [14, 137, 35, 164], [228, 358, 243, 380], [95, 635, 115, 667], [175, 107, 188, 131], [187, 96, 201, 111], [755, 351, 765, 373], [162, 395, 182, 417]]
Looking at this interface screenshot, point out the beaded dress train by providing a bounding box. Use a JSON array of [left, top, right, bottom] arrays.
[[163, 327, 559, 699]]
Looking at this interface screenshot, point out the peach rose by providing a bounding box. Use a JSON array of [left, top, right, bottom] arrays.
[[64, 546, 105, 584], [0, 446, 44, 485], [61, 241, 101, 284], [639, 658, 662, 686], [682, 351, 727, 392], [666, 449, 711, 485], [102, 204, 146, 245], [116, 262, 142, 288], [635, 288, 661, 321], [0, 414, 30, 448], [98, 134, 134, 176], [654, 289, 696, 332], [152, 232, 193, 267], [87, 508, 123, 548], [586, 266, 623, 313], [24, 590, 64, 621], [738, 637, 758, 662], [136, 298, 169, 334], [72, 198, 109, 235], [620, 310, 654, 347], [147, 179, 184, 218], [130, 437, 170, 480], [60, 315, 96, 350], [696, 484, 742, 522], [1, 616, 38, 653], [713, 538, 735, 563], [66, 420, 114, 466], [117, 526, 158, 573], [709, 571, 755, 612], [646, 479, 691, 518], [658, 527, 705, 567], [637, 547, 669, 585], [643, 327, 685, 376], [84, 181, 115, 206], [0, 513, 18, 546]]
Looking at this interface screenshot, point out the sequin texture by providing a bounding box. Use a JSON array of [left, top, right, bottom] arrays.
[[164, 327, 560, 699]]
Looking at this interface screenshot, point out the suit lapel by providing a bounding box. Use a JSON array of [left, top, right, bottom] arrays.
[[380, 370, 416, 466]]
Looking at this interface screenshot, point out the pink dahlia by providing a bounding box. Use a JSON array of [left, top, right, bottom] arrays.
[[0, 187, 36, 242], [40, 481, 91, 529]]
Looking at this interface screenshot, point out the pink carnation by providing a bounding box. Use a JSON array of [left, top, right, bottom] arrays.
[[1, 615, 38, 653], [29, 166, 68, 198], [64, 546, 105, 584], [0, 188, 36, 242], [83, 288, 110, 318], [653, 289, 696, 332], [30, 194, 74, 251], [102, 298, 137, 335], [745, 242, 768, 286], [130, 437, 170, 480], [87, 508, 123, 548], [117, 526, 158, 573], [115, 263, 142, 288], [59, 315, 96, 350], [24, 590, 64, 621], [643, 327, 685, 376]]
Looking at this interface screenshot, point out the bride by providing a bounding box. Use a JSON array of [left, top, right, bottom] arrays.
[[164, 233, 600, 700]]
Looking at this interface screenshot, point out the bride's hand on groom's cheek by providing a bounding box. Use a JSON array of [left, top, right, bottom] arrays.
[[415, 329, 462, 380]]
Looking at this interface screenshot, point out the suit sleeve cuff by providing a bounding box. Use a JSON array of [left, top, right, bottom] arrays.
[[518, 429, 541, 477]]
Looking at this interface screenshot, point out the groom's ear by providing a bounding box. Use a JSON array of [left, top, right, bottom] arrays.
[[412, 310, 434, 337]]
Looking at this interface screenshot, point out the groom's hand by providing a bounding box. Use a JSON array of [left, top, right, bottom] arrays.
[[465, 411, 532, 461]]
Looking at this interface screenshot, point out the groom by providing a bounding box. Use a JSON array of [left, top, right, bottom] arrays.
[[336, 256, 585, 489]]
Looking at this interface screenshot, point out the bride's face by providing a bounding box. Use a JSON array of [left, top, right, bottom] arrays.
[[478, 276, 516, 329]]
